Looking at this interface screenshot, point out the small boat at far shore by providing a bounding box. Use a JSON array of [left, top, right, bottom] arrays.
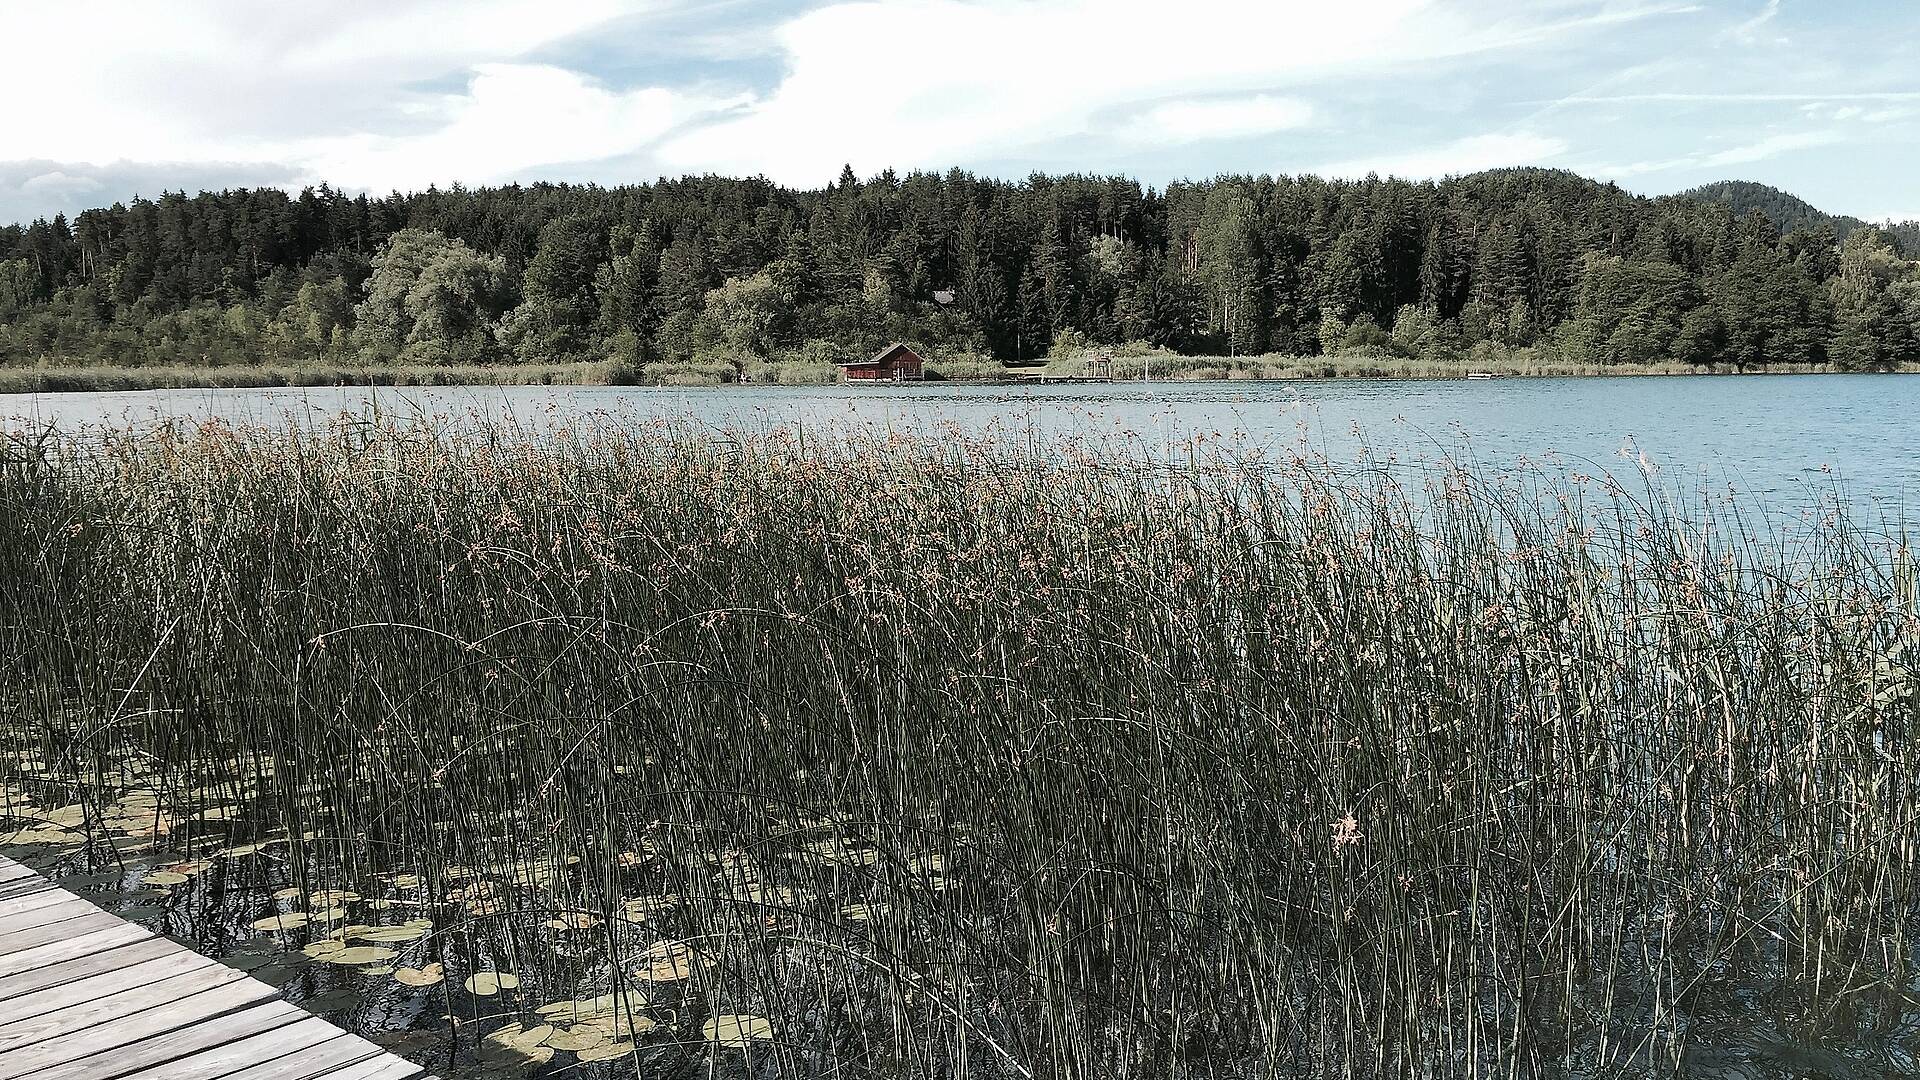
[[1466, 371, 1501, 380]]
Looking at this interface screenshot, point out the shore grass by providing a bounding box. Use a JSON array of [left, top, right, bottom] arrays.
[[4, 356, 1915, 394], [2, 419, 1916, 1078], [0, 360, 623, 394], [1053, 352, 1920, 380]]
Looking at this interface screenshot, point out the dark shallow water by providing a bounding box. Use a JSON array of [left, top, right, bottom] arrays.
[[7, 373, 1920, 512]]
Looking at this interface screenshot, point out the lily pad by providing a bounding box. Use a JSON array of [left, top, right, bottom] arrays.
[[251, 911, 309, 931], [703, 1014, 774, 1049], [464, 971, 521, 997], [544, 1027, 607, 1052], [600, 1013, 657, 1039], [394, 963, 445, 987], [322, 946, 396, 966], [354, 924, 429, 944], [632, 940, 702, 983], [575, 1041, 636, 1062], [483, 1022, 554, 1054]]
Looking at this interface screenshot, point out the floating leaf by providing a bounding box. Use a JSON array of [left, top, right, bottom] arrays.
[[394, 963, 445, 987], [536, 992, 638, 1021], [633, 940, 704, 982], [544, 1027, 607, 1052], [541, 911, 600, 931], [354, 924, 429, 943], [703, 1014, 774, 1049], [251, 912, 309, 932], [483, 1022, 553, 1053], [600, 1013, 656, 1039], [575, 1042, 635, 1063], [303, 940, 347, 960], [464, 971, 521, 997], [323, 946, 395, 966], [143, 871, 188, 886]]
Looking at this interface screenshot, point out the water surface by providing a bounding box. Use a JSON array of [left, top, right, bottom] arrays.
[[9, 373, 1918, 511]]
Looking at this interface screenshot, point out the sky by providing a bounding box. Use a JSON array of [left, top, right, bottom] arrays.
[[1, 0, 1916, 227]]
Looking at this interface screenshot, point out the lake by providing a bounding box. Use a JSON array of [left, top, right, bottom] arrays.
[[8, 372, 1919, 515]]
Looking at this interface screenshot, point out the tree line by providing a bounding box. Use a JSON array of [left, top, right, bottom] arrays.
[[2, 165, 1917, 379]]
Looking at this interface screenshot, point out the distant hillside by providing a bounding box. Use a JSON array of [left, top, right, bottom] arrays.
[[1682, 180, 1869, 239], [3, 164, 1917, 374]]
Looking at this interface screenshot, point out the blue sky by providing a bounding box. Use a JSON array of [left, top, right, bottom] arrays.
[[0, 0, 1915, 226]]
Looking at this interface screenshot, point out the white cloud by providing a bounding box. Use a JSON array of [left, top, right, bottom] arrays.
[[1596, 129, 1841, 178], [1697, 130, 1840, 167], [1722, 0, 1781, 44], [1560, 91, 1920, 104], [0, 2, 645, 166], [1118, 96, 1314, 145], [1315, 132, 1568, 179], [658, 0, 1640, 183], [18, 172, 104, 196], [301, 65, 738, 193]]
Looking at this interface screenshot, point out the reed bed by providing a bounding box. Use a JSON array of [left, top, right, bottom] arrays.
[[1, 418, 1916, 1080]]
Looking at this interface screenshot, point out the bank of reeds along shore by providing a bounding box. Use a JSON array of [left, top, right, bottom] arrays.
[[1, 418, 1917, 1080]]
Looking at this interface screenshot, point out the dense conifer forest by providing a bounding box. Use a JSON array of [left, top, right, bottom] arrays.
[[2, 166, 1916, 383]]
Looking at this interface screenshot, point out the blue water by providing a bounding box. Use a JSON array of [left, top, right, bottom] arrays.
[[7, 374, 1918, 514]]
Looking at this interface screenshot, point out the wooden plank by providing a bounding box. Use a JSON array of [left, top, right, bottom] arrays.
[[0, 922, 149, 979], [0, 856, 438, 1080], [0, 886, 82, 926], [0, 974, 281, 1079], [0, 895, 100, 935], [204, 1035, 389, 1080], [0, 876, 57, 902], [30, 1000, 318, 1080], [90, 1015, 349, 1080], [0, 906, 127, 956], [0, 935, 181, 1000], [0, 874, 53, 898], [0, 963, 257, 1052], [299, 1055, 431, 1080], [0, 949, 226, 1027]]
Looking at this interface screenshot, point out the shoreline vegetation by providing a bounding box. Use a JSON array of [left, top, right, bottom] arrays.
[[4, 418, 1916, 1076], [4, 168, 1919, 397], [3, 353, 1916, 395]]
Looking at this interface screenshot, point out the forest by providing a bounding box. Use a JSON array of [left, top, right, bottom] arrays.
[[1, 166, 1917, 383]]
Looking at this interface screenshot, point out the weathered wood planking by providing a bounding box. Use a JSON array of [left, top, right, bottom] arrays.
[[0, 856, 435, 1080]]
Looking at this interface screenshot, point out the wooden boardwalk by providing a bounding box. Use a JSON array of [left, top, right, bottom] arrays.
[[0, 856, 434, 1080]]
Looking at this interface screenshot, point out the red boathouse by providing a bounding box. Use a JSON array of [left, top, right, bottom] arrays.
[[841, 342, 926, 381]]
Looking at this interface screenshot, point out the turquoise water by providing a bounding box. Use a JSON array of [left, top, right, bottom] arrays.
[[8, 373, 1918, 512]]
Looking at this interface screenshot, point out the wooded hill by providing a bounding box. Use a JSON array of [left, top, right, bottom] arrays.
[[1, 166, 1916, 380]]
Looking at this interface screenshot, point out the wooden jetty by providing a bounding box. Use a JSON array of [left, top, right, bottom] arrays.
[[0, 856, 433, 1080]]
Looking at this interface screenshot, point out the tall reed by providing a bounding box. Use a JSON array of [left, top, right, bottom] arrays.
[[1, 417, 1914, 1079]]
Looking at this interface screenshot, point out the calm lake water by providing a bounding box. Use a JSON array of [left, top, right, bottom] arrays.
[[8, 373, 1919, 514]]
